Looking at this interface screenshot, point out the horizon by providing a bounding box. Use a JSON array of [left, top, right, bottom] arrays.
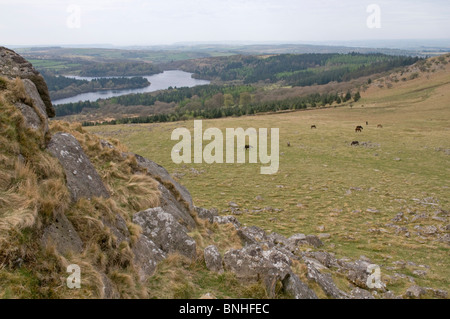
[[6, 38, 450, 51], [1, 0, 449, 47]]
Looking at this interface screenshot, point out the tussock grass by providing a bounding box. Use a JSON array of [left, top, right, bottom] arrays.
[[0, 76, 165, 298]]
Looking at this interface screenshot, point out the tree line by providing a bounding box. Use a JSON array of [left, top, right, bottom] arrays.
[[107, 84, 256, 107], [55, 100, 100, 117], [82, 90, 361, 126], [77, 62, 161, 77], [55, 84, 255, 117]]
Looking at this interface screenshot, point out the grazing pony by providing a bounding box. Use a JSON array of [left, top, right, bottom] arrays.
[[355, 125, 363, 133], [377, 124, 383, 128], [311, 125, 317, 129], [351, 141, 360, 146]]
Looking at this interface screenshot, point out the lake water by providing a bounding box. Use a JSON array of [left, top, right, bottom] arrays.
[[52, 70, 210, 105]]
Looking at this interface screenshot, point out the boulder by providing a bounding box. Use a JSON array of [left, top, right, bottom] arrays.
[[204, 245, 224, 273], [306, 263, 349, 299], [338, 259, 386, 291], [287, 233, 307, 246], [304, 235, 324, 248], [267, 232, 289, 247], [195, 206, 219, 224], [158, 183, 196, 229], [133, 235, 166, 282], [22, 79, 49, 128], [0, 46, 54, 117], [350, 288, 375, 299], [47, 132, 110, 202], [302, 256, 328, 271], [15, 102, 43, 132], [282, 273, 318, 299], [223, 245, 292, 298], [213, 215, 241, 229], [405, 285, 427, 299], [133, 207, 196, 260], [303, 251, 339, 269], [41, 212, 83, 255], [12, 79, 49, 135], [425, 288, 448, 299], [237, 226, 269, 246], [286, 233, 323, 248]]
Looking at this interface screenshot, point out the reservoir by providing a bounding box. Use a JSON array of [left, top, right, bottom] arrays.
[[52, 70, 210, 105]]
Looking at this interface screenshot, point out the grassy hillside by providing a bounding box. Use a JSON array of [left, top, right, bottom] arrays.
[[86, 55, 450, 295]]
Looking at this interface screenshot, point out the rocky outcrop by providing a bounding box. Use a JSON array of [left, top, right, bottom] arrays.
[[204, 245, 224, 273], [404, 285, 448, 299], [20, 79, 49, 134], [237, 226, 269, 246], [15, 102, 43, 132], [133, 207, 197, 260], [405, 285, 427, 299], [223, 245, 289, 297], [0, 46, 54, 117], [338, 259, 386, 291], [47, 132, 110, 202], [41, 212, 83, 255], [282, 273, 318, 299], [223, 244, 317, 298], [133, 235, 166, 282], [236, 225, 323, 252], [302, 251, 339, 269], [4, 77, 50, 136], [213, 215, 241, 229], [306, 262, 349, 299], [158, 182, 196, 229], [195, 206, 218, 224], [350, 287, 375, 299], [196, 207, 248, 231], [134, 154, 196, 229]]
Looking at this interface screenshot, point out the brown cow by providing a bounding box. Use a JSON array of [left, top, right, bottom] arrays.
[[377, 124, 383, 128], [311, 125, 317, 129]]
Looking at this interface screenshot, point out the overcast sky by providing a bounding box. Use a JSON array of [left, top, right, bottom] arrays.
[[1, 0, 449, 46]]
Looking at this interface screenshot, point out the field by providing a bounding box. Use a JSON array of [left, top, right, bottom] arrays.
[[27, 59, 82, 72], [19, 48, 230, 67], [85, 61, 450, 295]]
